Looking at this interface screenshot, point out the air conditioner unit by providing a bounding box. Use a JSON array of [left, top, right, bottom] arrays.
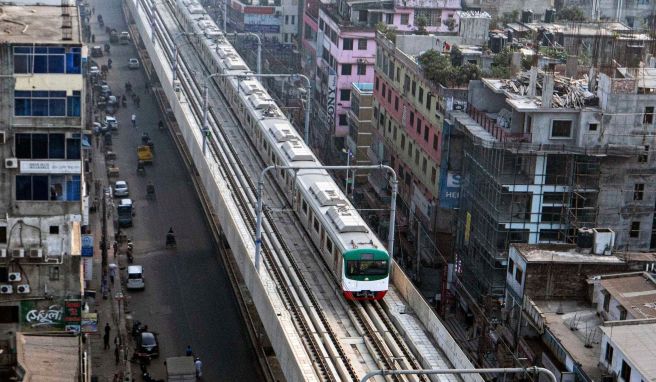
[[4, 158, 18, 169], [8, 272, 21, 282], [0, 249, 5, 258], [12, 248, 24, 258], [0, 285, 12, 294], [16, 285, 30, 294], [29, 248, 43, 258]]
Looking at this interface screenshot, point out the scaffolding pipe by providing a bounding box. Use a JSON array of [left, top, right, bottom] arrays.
[[360, 367, 557, 382]]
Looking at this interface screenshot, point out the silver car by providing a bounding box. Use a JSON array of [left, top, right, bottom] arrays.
[[128, 58, 140, 69], [114, 180, 129, 197]]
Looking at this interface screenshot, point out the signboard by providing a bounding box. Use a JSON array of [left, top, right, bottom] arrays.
[[83, 258, 94, 281], [243, 6, 274, 14], [439, 171, 461, 208], [464, 212, 472, 244], [81, 312, 98, 333], [64, 299, 82, 333], [327, 69, 337, 131], [21, 301, 65, 329], [245, 24, 280, 33], [20, 160, 81, 174], [81, 234, 94, 257]]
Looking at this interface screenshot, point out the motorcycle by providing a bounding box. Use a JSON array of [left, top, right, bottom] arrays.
[[142, 371, 164, 382], [166, 233, 176, 249]]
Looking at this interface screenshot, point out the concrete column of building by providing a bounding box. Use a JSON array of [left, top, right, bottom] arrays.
[[529, 155, 547, 243]]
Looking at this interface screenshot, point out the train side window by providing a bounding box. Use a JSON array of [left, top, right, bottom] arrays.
[[313, 217, 320, 233], [326, 238, 333, 253], [320, 228, 325, 246], [302, 200, 308, 215]]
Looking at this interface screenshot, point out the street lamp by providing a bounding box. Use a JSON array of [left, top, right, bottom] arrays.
[[255, 164, 398, 272], [172, 32, 198, 85], [341, 148, 351, 195]]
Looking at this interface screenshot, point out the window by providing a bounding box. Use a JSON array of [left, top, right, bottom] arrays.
[[630, 221, 641, 238], [385, 13, 393, 24], [0, 226, 6, 243], [357, 39, 367, 50], [411, 80, 416, 96], [621, 360, 631, 382], [639, 145, 649, 163], [14, 90, 80, 117], [382, 83, 386, 96], [418, 87, 424, 103], [13, 46, 81, 74], [285, 15, 289, 24], [634, 183, 645, 200], [338, 114, 348, 126], [358, 10, 367, 22], [431, 167, 437, 184], [375, 77, 379, 90], [414, 149, 419, 165], [319, 19, 325, 31], [423, 126, 429, 142], [515, 267, 523, 284], [302, 199, 308, 215], [291, 15, 295, 25], [589, 123, 598, 131], [343, 38, 353, 50], [16, 175, 80, 201], [619, 306, 627, 320], [603, 291, 611, 311], [49, 266, 60, 281], [644, 106, 654, 124], [417, 119, 422, 134], [400, 14, 409, 24], [433, 134, 438, 150], [409, 111, 414, 127], [393, 126, 397, 140], [408, 142, 412, 156], [387, 89, 391, 103], [341, 64, 352, 75], [394, 96, 399, 111], [340, 89, 351, 101], [604, 343, 614, 363], [313, 218, 320, 232], [400, 135, 405, 150], [15, 133, 78, 159], [422, 158, 427, 173], [0, 306, 19, 324], [508, 258, 515, 274], [326, 239, 333, 254], [551, 120, 572, 138], [357, 63, 366, 75], [49, 225, 59, 234], [346, 259, 389, 277]]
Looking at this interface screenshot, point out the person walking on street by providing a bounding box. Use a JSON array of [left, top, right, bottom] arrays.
[[186, 345, 193, 356], [131, 114, 137, 128], [194, 357, 203, 378], [135, 95, 141, 108], [105, 323, 111, 338], [114, 345, 120, 364], [113, 241, 118, 257], [91, 34, 95, 43], [103, 332, 110, 350], [109, 265, 116, 285]]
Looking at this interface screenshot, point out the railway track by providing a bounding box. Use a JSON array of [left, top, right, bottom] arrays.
[[133, 0, 433, 380]]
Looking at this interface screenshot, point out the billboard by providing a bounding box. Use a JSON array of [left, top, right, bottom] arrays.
[[439, 171, 461, 208], [327, 68, 337, 130], [244, 13, 280, 34]]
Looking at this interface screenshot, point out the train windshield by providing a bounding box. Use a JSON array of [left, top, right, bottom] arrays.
[[346, 260, 389, 277]]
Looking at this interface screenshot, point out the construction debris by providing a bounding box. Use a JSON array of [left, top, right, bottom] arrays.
[[498, 70, 598, 108]]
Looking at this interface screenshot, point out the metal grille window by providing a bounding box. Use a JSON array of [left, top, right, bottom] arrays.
[[341, 64, 352, 75], [414, 9, 441, 26], [342, 38, 353, 50], [357, 39, 367, 50], [357, 63, 366, 75]]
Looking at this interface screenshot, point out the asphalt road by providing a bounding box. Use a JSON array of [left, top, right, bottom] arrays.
[[88, 1, 261, 380]]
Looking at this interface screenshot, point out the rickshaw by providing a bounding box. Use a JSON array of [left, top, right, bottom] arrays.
[[146, 182, 155, 200], [137, 160, 145, 176]]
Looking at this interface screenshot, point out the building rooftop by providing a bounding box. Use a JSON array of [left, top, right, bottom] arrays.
[[534, 299, 604, 381], [616, 67, 656, 88], [17, 333, 80, 381], [513, 244, 625, 264], [600, 273, 656, 319], [0, 5, 81, 44], [599, 323, 656, 381], [522, 21, 631, 37]]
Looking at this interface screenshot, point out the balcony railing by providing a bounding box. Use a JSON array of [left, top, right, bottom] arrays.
[[467, 106, 532, 143]]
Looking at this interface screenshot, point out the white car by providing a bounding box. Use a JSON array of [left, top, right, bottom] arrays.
[[128, 58, 140, 69], [114, 180, 129, 197], [89, 66, 101, 76], [105, 115, 118, 130]]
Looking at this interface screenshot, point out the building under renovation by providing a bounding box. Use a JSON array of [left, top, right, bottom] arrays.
[[451, 65, 656, 308]]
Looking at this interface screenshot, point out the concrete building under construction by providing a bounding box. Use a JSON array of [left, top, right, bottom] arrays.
[[450, 65, 656, 308]]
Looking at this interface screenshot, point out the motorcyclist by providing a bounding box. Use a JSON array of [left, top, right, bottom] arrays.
[[107, 58, 112, 69], [158, 120, 164, 130], [166, 227, 175, 246]]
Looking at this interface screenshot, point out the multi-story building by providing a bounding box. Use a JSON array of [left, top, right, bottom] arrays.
[[307, 0, 461, 161], [346, 82, 374, 189], [0, 4, 86, 375], [451, 65, 656, 307], [563, 0, 656, 29], [225, 0, 299, 44], [463, 0, 553, 20]]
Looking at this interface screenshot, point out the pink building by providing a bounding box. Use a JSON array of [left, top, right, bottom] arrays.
[[307, 0, 460, 141]]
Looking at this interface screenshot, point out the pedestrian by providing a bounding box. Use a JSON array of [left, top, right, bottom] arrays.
[[103, 333, 110, 350], [144, 80, 150, 94], [113, 241, 118, 257], [105, 323, 111, 337], [186, 345, 193, 356], [135, 96, 140, 108], [194, 357, 203, 378], [101, 277, 108, 299], [109, 265, 116, 285], [114, 346, 120, 364], [114, 335, 121, 348], [131, 114, 136, 128], [91, 34, 95, 43]]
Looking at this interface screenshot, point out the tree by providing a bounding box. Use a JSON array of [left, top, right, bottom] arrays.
[[557, 6, 586, 21], [418, 49, 480, 87], [450, 45, 463, 67], [444, 18, 456, 31], [376, 22, 397, 42], [415, 16, 428, 35], [485, 47, 513, 79]]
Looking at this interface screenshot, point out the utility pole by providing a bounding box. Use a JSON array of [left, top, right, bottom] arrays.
[[101, 188, 108, 271]]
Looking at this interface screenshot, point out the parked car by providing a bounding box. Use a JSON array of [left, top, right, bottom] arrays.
[[136, 331, 159, 359], [89, 65, 101, 76], [100, 84, 112, 98], [128, 58, 140, 69], [91, 45, 103, 57], [114, 180, 129, 197], [105, 115, 118, 130], [119, 31, 130, 44]]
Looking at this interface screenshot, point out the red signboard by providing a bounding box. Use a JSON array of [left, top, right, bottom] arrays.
[[244, 6, 274, 14]]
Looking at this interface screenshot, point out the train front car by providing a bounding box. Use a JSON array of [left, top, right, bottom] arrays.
[[342, 248, 390, 300]]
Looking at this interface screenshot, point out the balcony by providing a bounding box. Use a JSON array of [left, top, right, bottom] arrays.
[[467, 106, 531, 143]]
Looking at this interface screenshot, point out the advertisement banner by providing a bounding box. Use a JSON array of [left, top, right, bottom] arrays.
[[327, 68, 337, 130], [244, 24, 280, 33], [83, 257, 94, 281], [81, 312, 98, 333], [64, 299, 82, 333], [81, 234, 94, 257], [21, 300, 65, 330], [439, 171, 461, 208], [20, 160, 81, 174]]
